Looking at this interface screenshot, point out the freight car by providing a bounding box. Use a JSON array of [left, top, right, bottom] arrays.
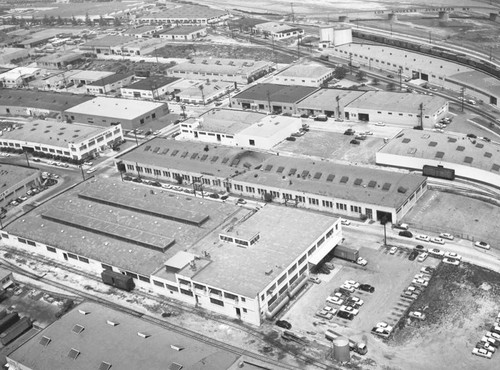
[[422, 165, 455, 180], [101, 270, 135, 291], [0, 317, 32, 345], [0, 312, 19, 334]]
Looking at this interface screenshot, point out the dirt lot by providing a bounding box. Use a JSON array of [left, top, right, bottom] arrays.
[[275, 130, 384, 164], [403, 190, 500, 244]]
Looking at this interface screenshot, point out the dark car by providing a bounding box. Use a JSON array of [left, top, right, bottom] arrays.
[[151, 181, 162, 187], [414, 245, 426, 252], [276, 320, 292, 330], [343, 129, 355, 136], [359, 284, 375, 293], [337, 310, 354, 321], [208, 193, 220, 199], [123, 176, 133, 181], [408, 250, 419, 261], [350, 139, 360, 145], [285, 136, 296, 141], [399, 230, 413, 238], [132, 177, 142, 183], [466, 133, 477, 138]]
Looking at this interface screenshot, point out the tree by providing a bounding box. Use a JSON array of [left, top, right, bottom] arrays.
[[372, 77, 380, 86], [333, 66, 348, 80], [57, 16, 64, 26], [387, 82, 396, 91], [99, 16, 107, 27], [85, 13, 92, 26], [356, 70, 366, 81], [113, 17, 122, 27], [71, 16, 78, 26], [198, 84, 205, 105], [42, 15, 50, 26]]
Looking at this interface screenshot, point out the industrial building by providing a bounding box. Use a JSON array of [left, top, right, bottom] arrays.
[[0, 89, 93, 119], [0, 120, 124, 161], [122, 25, 162, 38], [63, 97, 169, 130], [85, 73, 135, 95], [272, 63, 335, 87], [296, 88, 365, 118], [377, 129, 500, 188], [79, 36, 136, 55], [230, 83, 318, 114], [119, 138, 428, 222], [138, 5, 230, 26], [158, 26, 207, 41], [179, 108, 302, 149], [0, 48, 29, 65], [167, 58, 274, 84], [0, 164, 41, 209], [6, 302, 241, 370], [175, 81, 234, 105], [319, 26, 352, 47], [0, 67, 42, 88], [253, 22, 304, 40], [69, 70, 116, 86], [36, 53, 84, 70], [120, 76, 180, 100]]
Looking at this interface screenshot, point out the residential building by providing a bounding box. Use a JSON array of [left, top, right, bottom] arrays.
[[119, 138, 428, 223], [64, 97, 169, 130], [253, 22, 304, 40], [86, 73, 135, 95], [0, 120, 124, 161], [138, 5, 230, 26], [36, 52, 84, 69], [0, 164, 41, 209], [377, 129, 500, 188], [6, 302, 241, 370], [230, 83, 318, 114], [121, 76, 179, 100], [0, 67, 42, 88], [273, 63, 335, 87], [175, 81, 234, 105], [158, 26, 207, 40], [179, 108, 302, 149], [167, 58, 274, 84], [0, 88, 93, 119]]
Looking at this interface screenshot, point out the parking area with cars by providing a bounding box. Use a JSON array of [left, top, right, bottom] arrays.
[[278, 246, 439, 344]]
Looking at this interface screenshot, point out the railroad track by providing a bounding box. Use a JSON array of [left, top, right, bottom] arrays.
[[0, 246, 332, 370]]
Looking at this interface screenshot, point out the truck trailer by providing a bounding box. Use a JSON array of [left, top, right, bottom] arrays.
[[0, 317, 32, 345], [333, 245, 359, 262], [101, 270, 135, 291], [0, 312, 19, 334]]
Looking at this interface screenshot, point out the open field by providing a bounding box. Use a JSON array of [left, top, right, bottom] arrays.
[[403, 190, 500, 244]]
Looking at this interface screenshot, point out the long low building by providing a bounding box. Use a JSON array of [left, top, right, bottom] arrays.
[[64, 97, 169, 130], [0, 120, 123, 161], [1, 177, 342, 326], [138, 5, 230, 26], [119, 138, 428, 223], [0, 164, 41, 209], [376, 129, 500, 188]]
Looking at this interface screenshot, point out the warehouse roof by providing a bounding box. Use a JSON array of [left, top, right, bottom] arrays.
[[194, 108, 265, 135], [7, 302, 240, 370], [297, 88, 366, 110], [345, 91, 447, 114], [144, 5, 227, 19], [378, 129, 500, 174], [0, 164, 39, 192], [123, 25, 158, 35], [161, 25, 207, 35], [0, 67, 40, 80], [255, 22, 303, 34], [233, 83, 318, 104], [120, 138, 272, 179], [186, 205, 337, 298], [87, 72, 134, 87], [4, 178, 238, 276], [81, 35, 136, 48], [123, 76, 179, 91], [0, 88, 93, 111], [235, 155, 427, 209], [449, 70, 500, 96], [37, 52, 83, 64], [0, 120, 113, 147], [170, 58, 272, 77], [276, 63, 333, 79], [65, 97, 166, 120]]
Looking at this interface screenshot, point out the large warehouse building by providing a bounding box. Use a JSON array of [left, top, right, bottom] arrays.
[[377, 129, 500, 188], [0, 164, 41, 209], [119, 138, 428, 223]]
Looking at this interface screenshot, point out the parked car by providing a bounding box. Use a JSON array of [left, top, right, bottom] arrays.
[[409, 311, 426, 320], [341, 219, 351, 226], [309, 276, 321, 284], [208, 193, 220, 199], [444, 251, 462, 260], [326, 296, 344, 306], [416, 234, 430, 242], [420, 266, 435, 275], [412, 278, 429, 287], [315, 310, 334, 320], [431, 237, 445, 245], [359, 284, 375, 293], [402, 291, 419, 300], [417, 252, 428, 262], [356, 257, 368, 266], [285, 136, 296, 141], [339, 305, 359, 316], [350, 139, 360, 145], [442, 257, 460, 266], [428, 248, 445, 258], [275, 320, 292, 329], [414, 245, 427, 252], [474, 241, 491, 250], [389, 246, 398, 254], [374, 122, 386, 126], [344, 280, 360, 289], [339, 284, 356, 293], [472, 347, 492, 359], [86, 168, 97, 174], [346, 296, 364, 306], [486, 331, 500, 340], [399, 230, 413, 238], [236, 198, 247, 205], [337, 310, 354, 321], [408, 250, 419, 261], [371, 327, 390, 338], [376, 322, 393, 332], [439, 233, 454, 240]]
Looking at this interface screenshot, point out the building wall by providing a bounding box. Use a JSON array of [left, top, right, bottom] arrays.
[[140, 14, 229, 26], [121, 85, 173, 100], [0, 171, 41, 209], [86, 75, 135, 95], [0, 105, 56, 118], [273, 70, 334, 87], [159, 28, 207, 40], [118, 158, 425, 222], [376, 152, 500, 188], [231, 97, 297, 114]]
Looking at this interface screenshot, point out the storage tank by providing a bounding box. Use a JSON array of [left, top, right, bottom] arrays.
[[332, 337, 351, 362]]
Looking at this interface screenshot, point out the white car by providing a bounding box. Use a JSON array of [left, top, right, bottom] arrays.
[[486, 331, 500, 340], [416, 234, 430, 242], [478, 341, 496, 353], [86, 168, 97, 174], [431, 237, 445, 245], [412, 278, 429, 287], [428, 248, 445, 257], [472, 347, 492, 359], [474, 241, 491, 250], [374, 122, 386, 126], [340, 284, 356, 293], [409, 311, 426, 320], [376, 322, 394, 332], [83, 161, 93, 166], [364, 131, 373, 135], [414, 273, 430, 281], [309, 276, 321, 284], [442, 257, 460, 266], [323, 306, 336, 313], [389, 246, 398, 254], [372, 327, 390, 338], [340, 305, 359, 316], [341, 219, 351, 226], [444, 252, 462, 260], [439, 233, 454, 240], [417, 252, 428, 262], [344, 280, 360, 289], [348, 296, 364, 305], [326, 296, 344, 306], [356, 257, 368, 266]]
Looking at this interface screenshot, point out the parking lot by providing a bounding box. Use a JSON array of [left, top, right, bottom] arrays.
[[280, 246, 440, 346]]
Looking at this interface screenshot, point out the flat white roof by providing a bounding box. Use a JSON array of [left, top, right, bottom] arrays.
[[65, 97, 166, 120], [239, 115, 301, 138], [276, 64, 333, 79], [0, 67, 40, 79]]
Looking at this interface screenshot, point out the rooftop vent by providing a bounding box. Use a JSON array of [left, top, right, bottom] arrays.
[[464, 156, 473, 164], [170, 344, 184, 351], [456, 146, 465, 151], [397, 186, 407, 194], [39, 336, 51, 347], [353, 178, 362, 186], [492, 164, 500, 172], [402, 138, 411, 144], [106, 320, 119, 327], [484, 152, 492, 158], [137, 332, 150, 338], [68, 348, 80, 360], [367, 180, 376, 188], [78, 310, 90, 315], [382, 182, 391, 191], [435, 151, 445, 159], [428, 141, 437, 147], [340, 176, 348, 184], [447, 137, 457, 143], [98, 362, 112, 370], [72, 324, 84, 334], [326, 174, 335, 182]]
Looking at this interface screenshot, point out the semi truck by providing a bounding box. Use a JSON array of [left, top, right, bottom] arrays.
[[325, 329, 368, 355], [333, 245, 359, 263], [101, 270, 135, 291]]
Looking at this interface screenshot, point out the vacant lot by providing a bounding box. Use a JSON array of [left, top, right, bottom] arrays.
[[403, 190, 500, 243], [275, 130, 384, 164]]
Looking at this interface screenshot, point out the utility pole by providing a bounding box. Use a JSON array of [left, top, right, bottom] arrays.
[[133, 129, 139, 147], [271, 34, 277, 65], [429, 31, 432, 44], [290, 2, 295, 23], [460, 87, 465, 112], [349, 53, 353, 74], [23, 150, 30, 167], [79, 165, 85, 181], [419, 102, 424, 129], [336, 95, 340, 119], [297, 34, 301, 60], [398, 67, 403, 90], [267, 90, 272, 113]]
